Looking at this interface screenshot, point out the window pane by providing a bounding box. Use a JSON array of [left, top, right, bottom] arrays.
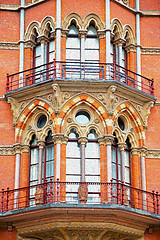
[[31, 148, 39, 164], [85, 38, 99, 49], [87, 26, 97, 36], [125, 151, 130, 167], [66, 37, 80, 48], [125, 167, 130, 183], [35, 45, 41, 57], [66, 49, 80, 60], [30, 164, 38, 181], [85, 49, 99, 61], [118, 148, 121, 164], [66, 158, 81, 174], [66, 142, 80, 158], [112, 147, 116, 163], [112, 163, 117, 179]]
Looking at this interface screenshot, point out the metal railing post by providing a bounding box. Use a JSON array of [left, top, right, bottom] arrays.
[[6, 74, 9, 92], [1, 189, 4, 212]]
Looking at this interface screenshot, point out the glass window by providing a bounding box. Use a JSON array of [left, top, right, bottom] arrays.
[[75, 111, 90, 124]]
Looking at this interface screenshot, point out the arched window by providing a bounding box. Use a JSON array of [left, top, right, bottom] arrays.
[[66, 24, 80, 63], [85, 25, 99, 64], [111, 136, 121, 183], [66, 129, 80, 182], [43, 131, 54, 182], [111, 135, 131, 185], [29, 135, 39, 187]]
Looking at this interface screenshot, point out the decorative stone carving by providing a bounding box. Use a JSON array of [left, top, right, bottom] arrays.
[[52, 84, 63, 114], [0, 146, 15, 155], [106, 85, 117, 116], [141, 101, 154, 127], [7, 97, 20, 126]]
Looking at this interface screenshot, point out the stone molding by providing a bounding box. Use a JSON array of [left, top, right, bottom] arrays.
[[0, 42, 19, 50], [0, 145, 160, 158], [141, 47, 160, 55], [0, 146, 15, 155]]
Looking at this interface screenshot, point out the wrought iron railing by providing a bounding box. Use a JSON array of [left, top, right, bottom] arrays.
[[1, 180, 159, 215], [6, 60, 154, 96]]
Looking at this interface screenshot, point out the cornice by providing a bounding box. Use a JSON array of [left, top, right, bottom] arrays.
[[141, 47, 160, 55], [146, 149, 160, 159], [0, 146, 15, 155], [0, 42, 19, 50]]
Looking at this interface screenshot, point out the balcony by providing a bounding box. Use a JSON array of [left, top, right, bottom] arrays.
[[1, 180, 159, 216], [6, 61, 154, 96]]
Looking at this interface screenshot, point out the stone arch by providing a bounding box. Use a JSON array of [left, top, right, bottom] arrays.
[[62, 12, 83, 30], [25, 21, 41, 42], [15, 99, 56, 143], [83, 13, 105, 30], [123, 24, 136, 45], [41, 16, 56, 37], [113, 127, 125, 143], [58, 94, 110, 135], [23, 128, 37, 146], [126, 131, 138, 148], [110, 18, 123, 39], [112, 102, 145, 147], [41, 124, 55, 142], [85, 124, 103, 138], [64, 123, 83, 137]]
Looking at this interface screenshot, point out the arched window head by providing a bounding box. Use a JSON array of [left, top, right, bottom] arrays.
[[68, 24, 79, 35], [30, 134, 38, 146], [68, 128, 79, 139], [85, 24, 99, 65], [45, 130, 53, 142], [87, 129, 98, 139]]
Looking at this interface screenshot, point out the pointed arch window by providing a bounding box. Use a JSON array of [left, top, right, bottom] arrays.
[[66, 24, 80, 63], [29, 135, 39, 187], [43, 130, 54, 182], [85, 25, 99, 64]]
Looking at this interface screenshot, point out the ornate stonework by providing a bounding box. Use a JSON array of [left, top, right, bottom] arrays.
[[141, 48, 160, 55], [0, 42, 19, 50], [0, 146, 15, 155]]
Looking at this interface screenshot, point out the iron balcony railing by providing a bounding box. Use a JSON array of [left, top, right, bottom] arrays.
[[1, 179, 159, 215], [6, 60, 154, 96]]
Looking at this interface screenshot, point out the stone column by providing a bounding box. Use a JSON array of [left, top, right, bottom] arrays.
[[118, 143, 126, 183], [53, 134, 64, 181], [60, 136, 68, 202], [14, 143, 22, 190], [79, 31, 87, 63], [104, 135, 114, 182], [98, 137, 107, 202], [19, 0, 25, 87], [37, 141, 45, 184], [105, 0, 111, 63], [21, 145, 30, 188], [140, 146, 147, 210], [131, 148, 140, 209], [56, 0, 61, 78], [104, 134, 114, 202], [135, 0, 141, 90], [13, 143, 22, 208], [78, 137, 88, 182]]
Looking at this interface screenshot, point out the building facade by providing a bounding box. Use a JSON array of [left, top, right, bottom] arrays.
[[0, 0, 160, 239]]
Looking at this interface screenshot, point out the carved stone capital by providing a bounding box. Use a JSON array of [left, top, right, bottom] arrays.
[[118, 142, 126, 151], [98, 137, 105, 145], [114, 38, 126, 47], [104, 134, 114, 145], [24, 40, 36, 49], [78, 137, 88, 145], [78, 29, 87, 38], [13, 143, 22, 154], [131, 148, 140, 157], [125, 43, 136, 53], [22, 145, 30, 153], [38, 35, 49, 44], [61, 29, 69, 38], [139, 146, 148, 157], [53, 134, 65, 144], [37, 140, 45, 149], [97, 30, 105, 39]]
